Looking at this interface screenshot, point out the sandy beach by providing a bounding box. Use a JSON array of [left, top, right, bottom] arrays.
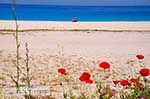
[[0, 20, 150, 57], [1, 20, 150, 31], [0, 20, 150, 98]]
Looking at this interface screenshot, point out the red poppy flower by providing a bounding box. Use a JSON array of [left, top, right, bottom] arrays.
[[79, 72, 94, 84], [139, 68, 150, 77], [58, 68, 67, 75], [99, 62, 110, 69], [120, 80, 130, 86], [134, 82, 143, 89], [130, 78, 138, 83], [113, 80, 120, 85], [79, 72, 91, 82], [136, 54, 144, 60], [85, 79, 93, 84]]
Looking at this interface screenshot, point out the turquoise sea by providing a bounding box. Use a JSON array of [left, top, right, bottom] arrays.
[[0, 4, 150, 21]]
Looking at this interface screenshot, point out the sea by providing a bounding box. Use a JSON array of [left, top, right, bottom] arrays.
[[1, 4, 150, 21]]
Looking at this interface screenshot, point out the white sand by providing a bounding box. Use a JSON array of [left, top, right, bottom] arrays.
[[0, 20, 150, 58], [0, 31, 150, 58], [1, 20, 150, 31]]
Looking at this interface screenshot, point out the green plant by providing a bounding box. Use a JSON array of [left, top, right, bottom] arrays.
[[126, 87, 150, 99], [21, 42, 33, 98], [9, 0, 21, 93], [68, 91, 76, 99], [78, 92, 90, 99]]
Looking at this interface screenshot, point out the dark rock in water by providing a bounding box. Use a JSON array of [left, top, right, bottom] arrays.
[[72, 17, 78, 22]]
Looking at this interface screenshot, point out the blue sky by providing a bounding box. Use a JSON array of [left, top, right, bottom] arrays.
[[0, 0, 150, 6]]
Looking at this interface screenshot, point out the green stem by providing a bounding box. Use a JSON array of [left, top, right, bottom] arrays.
[[12, 0, 20, 93], [25, 43, 31, 96], [60, 82, 67, 99]]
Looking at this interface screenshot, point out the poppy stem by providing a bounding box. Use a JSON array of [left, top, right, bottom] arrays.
[[60, 82, 67, 99], [104, 69, 106, 74], [104, 69, 107, 78]]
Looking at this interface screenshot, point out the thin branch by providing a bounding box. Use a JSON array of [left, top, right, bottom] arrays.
[[12, 0, 21, 93]]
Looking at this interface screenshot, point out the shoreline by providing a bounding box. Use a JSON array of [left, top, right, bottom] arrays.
[[1, 20, 150, 32], [2, 20, 150, 22]]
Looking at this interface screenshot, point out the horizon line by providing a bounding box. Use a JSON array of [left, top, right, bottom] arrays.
[[0, 3, 150, 7]]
